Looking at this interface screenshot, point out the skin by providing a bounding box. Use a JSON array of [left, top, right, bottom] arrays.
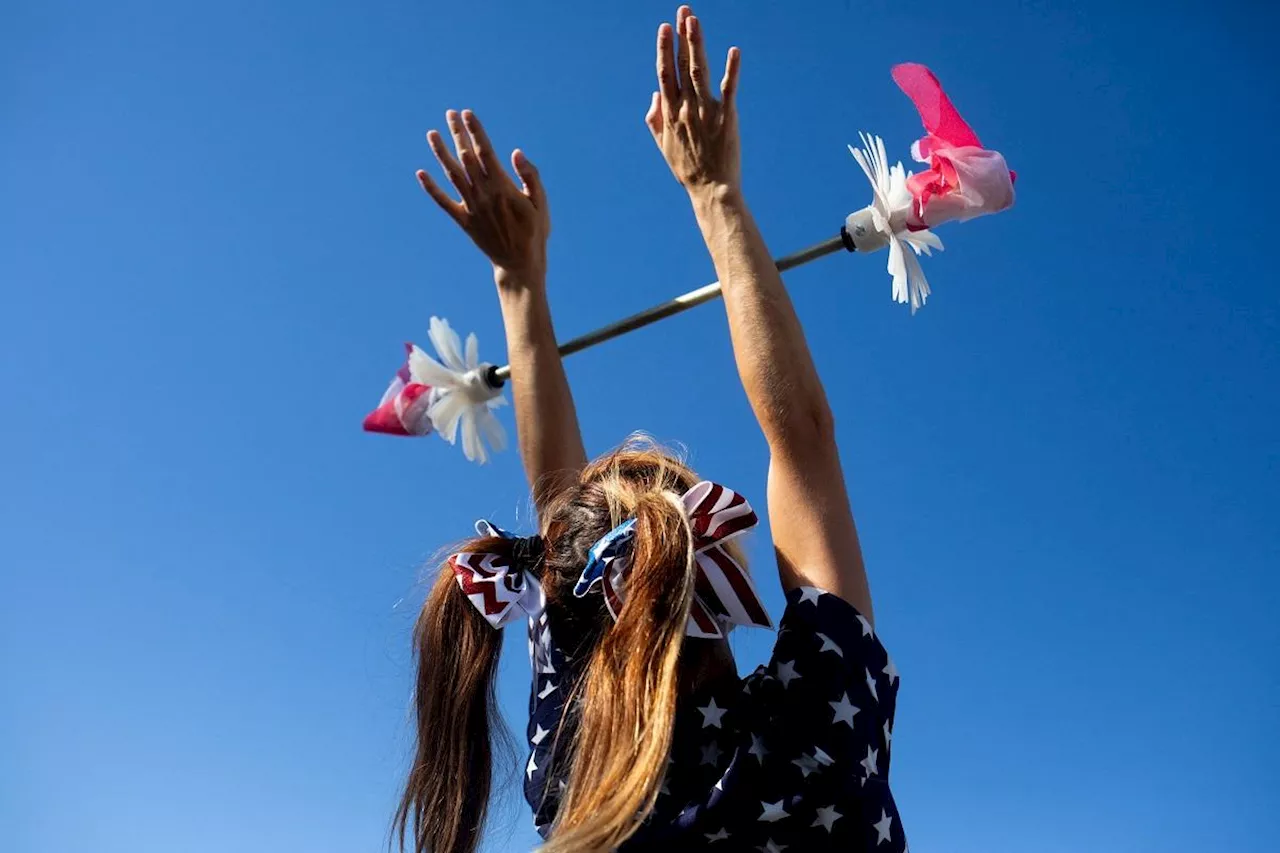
[[416, 111, 587, 514], [415, 4, 873, 625], [647, 6, 874, 622]]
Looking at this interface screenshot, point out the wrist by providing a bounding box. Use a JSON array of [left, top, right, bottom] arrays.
[[493, 261, 547, 293], [688, 181, 744, 215]]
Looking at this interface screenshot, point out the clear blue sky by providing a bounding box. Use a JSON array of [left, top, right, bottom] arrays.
[[3, 1, 1278, 851]]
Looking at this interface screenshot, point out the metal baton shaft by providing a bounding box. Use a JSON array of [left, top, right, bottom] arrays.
[[488, 232, 851, 385]]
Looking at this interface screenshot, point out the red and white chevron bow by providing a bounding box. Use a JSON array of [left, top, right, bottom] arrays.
[[450, 547, 543, 629], [601, 481, 773, 639]]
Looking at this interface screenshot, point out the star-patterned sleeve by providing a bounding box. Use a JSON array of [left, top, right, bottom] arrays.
[[642, 585, 907, 851], [759, 585, 901, 775], [738, 585, 904, 849]]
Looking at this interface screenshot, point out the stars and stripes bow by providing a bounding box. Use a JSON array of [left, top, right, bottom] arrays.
[[573, 481, 774, 639], [449, 520, 544, 629]]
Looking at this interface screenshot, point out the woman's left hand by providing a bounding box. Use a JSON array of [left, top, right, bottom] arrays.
[[417, 110, 550, 286]]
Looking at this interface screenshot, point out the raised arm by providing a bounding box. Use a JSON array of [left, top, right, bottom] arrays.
[[646, 8, 873, 621], [417, 110, 587, 511]]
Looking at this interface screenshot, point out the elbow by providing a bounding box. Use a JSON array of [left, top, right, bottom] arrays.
[[770, 399, 838, 451], [803, 400, 838, 445]]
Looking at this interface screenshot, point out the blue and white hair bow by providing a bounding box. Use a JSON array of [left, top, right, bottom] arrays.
[[573, 481, 774, 639]]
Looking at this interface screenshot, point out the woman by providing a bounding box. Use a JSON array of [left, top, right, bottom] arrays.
[[396, 7, 906, 852]]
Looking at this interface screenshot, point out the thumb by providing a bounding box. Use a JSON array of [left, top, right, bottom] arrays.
[[645, 91, 663, 139], [512, 149, 546, 208]]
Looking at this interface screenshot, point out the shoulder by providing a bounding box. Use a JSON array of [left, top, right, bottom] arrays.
[[739, 586, 901, 769], [775, 586, 891, 662]]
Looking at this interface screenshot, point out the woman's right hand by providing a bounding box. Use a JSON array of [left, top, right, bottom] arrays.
[[645, 6, 742, 197], [416, 110, 549, 288]]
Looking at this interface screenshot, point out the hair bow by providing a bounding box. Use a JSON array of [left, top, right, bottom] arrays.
[[449, 520, 544, 629], [573, 481, 773, 639]]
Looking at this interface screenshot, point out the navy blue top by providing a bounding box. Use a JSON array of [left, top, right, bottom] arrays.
[[524, 585, 908, 851]]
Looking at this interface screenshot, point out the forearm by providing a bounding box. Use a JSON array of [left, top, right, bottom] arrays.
[[690, 185, 835, 448], [691, 185, 869, 613], [647, 7, 870, 614], [495, 272, 588, 511]]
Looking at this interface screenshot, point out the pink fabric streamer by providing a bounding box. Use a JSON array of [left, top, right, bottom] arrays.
[[891, 63, 1016, 230], [362, 343, 435, 436]]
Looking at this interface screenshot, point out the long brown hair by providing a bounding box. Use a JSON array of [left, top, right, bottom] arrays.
[[395, 439, 708, 853]]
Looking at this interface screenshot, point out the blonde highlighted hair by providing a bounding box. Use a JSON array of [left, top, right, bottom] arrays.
[[395, 438, 716, 853]]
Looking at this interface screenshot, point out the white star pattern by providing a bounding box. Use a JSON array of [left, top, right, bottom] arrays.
[[812, 805, 843, 833], [521, 562, 908, 851], [883, 657, 899, 684], [759, 800, 790, 823], [775, 660, 802, 688], [830, 692, 860, 727], [698, 697, 728, 728], [873, 809, 894, 845], [861, 745, 880, 777], [815, 632, 843, 656], [749, 733, 769, 763], [531, 618, 556, 674], [792, 753, 820, 778]]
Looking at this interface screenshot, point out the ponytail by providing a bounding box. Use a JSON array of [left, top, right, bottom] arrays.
[[395, 535, 509, 853], [542, 488, 698, 853], [395, 439, 713, 853]]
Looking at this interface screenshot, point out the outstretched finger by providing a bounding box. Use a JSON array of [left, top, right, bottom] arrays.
[[463, 111, 506, 182], [511, 149, 546, 210], [416, 168, 465, 222], [675, 6, 694, 101], [445, 111, 474, 159], [427, 129, 473, 205], [686, 14, 712, 103], [720, 46, 741, 111], [656, 23, 679, 121], [447, 110, 485, 186]]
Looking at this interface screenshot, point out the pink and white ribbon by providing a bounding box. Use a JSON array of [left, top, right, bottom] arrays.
[[362, 343, 436, 437]]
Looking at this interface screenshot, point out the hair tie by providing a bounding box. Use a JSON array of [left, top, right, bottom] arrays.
[[510, 533, 545, 576]]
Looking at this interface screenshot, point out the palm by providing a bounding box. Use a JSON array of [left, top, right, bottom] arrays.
[[645, 7, 741, 192], [416, 110, 549, 278], [461, 188, 544, 271]]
